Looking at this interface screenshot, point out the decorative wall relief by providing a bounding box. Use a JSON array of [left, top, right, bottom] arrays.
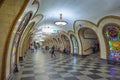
[[105, 25, 120, 62]]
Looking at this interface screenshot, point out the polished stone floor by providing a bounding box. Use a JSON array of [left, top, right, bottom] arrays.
[[15, 49, 120, 80]]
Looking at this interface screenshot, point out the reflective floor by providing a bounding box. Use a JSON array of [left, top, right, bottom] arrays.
[[15, 49, 120, 80]]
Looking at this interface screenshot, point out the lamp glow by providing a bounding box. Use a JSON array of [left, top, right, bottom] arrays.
[[54, 14, 67, 26]]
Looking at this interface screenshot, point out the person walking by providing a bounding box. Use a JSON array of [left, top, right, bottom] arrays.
[[92, 42, 96, 53], [30, 44, 34, 53], [51, 45, 56, 58]]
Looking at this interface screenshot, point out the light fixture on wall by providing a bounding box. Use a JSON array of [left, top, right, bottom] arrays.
[[54, 14, 67, 26]]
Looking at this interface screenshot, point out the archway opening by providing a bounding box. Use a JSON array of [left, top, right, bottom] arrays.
[[70, 34, 79, 55], [61, 35, 71, 54], [78, 28, 100, 58]]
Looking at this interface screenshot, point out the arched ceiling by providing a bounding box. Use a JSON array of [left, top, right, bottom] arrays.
[[37, 0, 120, 31], [23, 0, 120, 41]]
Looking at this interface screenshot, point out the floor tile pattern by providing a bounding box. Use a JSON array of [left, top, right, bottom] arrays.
[[16, 49, 120, 80]]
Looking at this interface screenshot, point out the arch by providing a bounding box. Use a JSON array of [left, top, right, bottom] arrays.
[[10, 11, 33, 74], [21, 33, 32, 55], [73, 20, 97, 33], [74, 20, 101, 56], [32, 0, 40, 18], [78, 28, 99, 56], [58, 31, 72, 53], [68, 31, 80, 55], [18, 13, 43, 58], [61, 34, 71, 54], [18, 22, 35, 63], [2, 1, 29, 80], [70, 34, 79, 54], [97, 15, 120, 27], [31, 14, 43, 24], [18, 11, 33, 32], [98, 15, 120, 59], [21, 37, 29, 56]]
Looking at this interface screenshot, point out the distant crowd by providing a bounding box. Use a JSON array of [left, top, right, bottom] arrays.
[[29, 42, 40, 53]]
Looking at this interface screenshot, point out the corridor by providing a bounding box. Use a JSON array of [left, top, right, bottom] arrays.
[[15, 49, 120, 80]]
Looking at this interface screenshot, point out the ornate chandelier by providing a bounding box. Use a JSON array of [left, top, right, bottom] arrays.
[[54, 14, 67, 26]]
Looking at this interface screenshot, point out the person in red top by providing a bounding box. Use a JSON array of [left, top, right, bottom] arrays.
[[58, 47, 60, 53]]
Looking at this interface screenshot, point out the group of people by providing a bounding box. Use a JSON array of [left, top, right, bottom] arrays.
[[30, 42, 40, 53], [49, 46, 71, 58], [63, 47, 70, 54]]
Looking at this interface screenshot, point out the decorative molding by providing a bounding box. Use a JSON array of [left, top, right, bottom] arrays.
[[10, 11, 33, 74], [1, 0, 29, 80], [32, 0, 40, 18], [97, 15, 120, 27]]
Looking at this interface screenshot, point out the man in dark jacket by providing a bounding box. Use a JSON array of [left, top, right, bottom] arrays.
[[51, 45, 56, 58]]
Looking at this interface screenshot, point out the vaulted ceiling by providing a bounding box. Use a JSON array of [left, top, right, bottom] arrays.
[[33, 0, 120, 40]]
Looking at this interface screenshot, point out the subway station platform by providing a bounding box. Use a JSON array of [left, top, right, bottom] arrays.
[[15, 49, 120, 80]]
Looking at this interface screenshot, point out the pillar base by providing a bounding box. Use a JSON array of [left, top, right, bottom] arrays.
[[19, 57, 23, 62]]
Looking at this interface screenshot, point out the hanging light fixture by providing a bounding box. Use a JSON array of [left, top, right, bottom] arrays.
[[54, 14, 67, 26]]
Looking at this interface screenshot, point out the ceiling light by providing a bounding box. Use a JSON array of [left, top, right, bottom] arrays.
[[54, 14, 67, 26]]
